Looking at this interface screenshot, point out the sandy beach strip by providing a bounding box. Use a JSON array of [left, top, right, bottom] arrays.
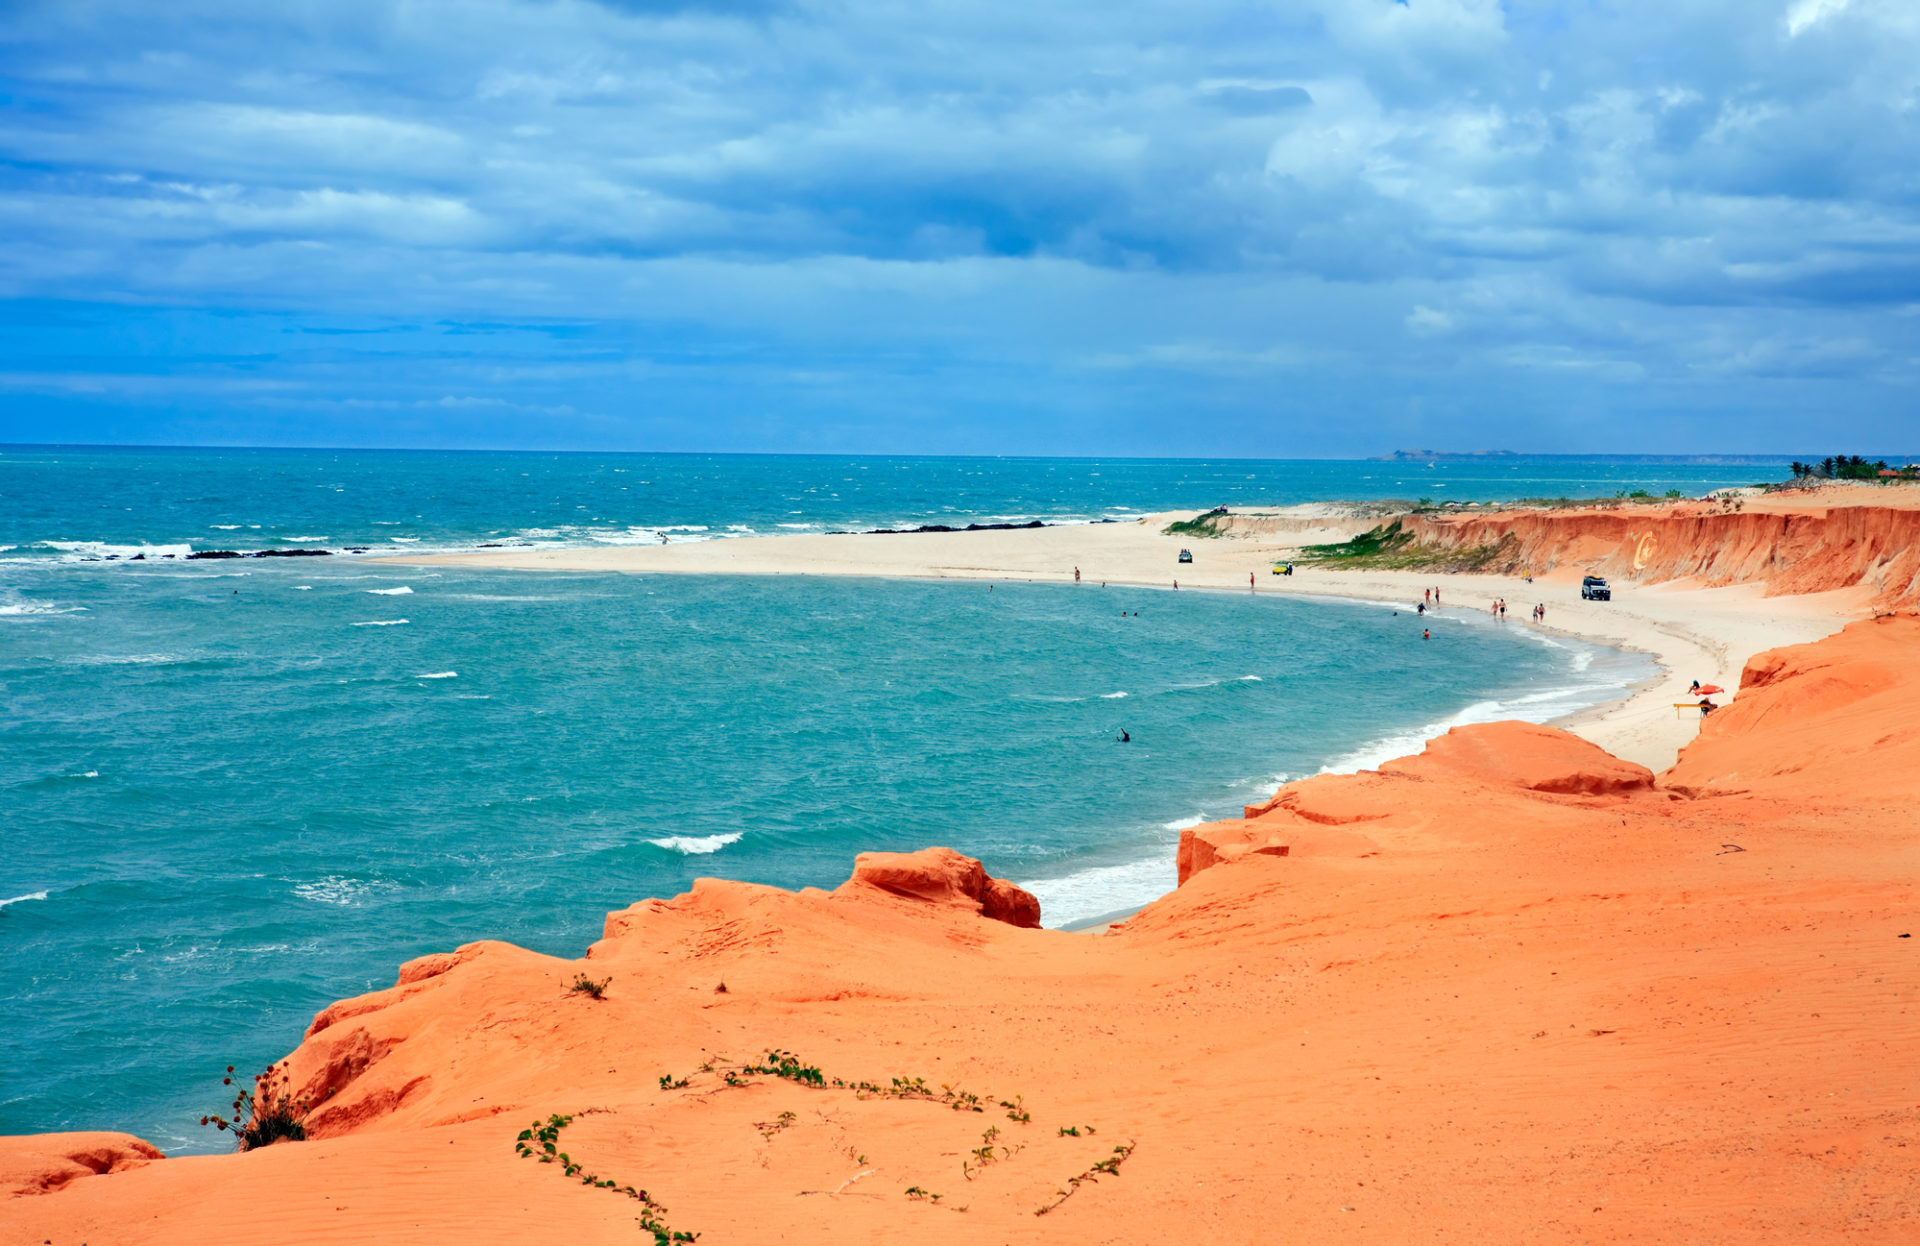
[[381, 509, 1872, 772]]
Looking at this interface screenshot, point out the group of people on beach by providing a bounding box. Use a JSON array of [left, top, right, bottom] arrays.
[[1479, 597, 1549, 623]]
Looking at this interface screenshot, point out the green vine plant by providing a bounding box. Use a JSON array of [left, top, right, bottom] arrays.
[[519, 1049, 1128, 1227], [513, 1113, 697, 1245], [1034, 1141, 1137, 1217], [755, 1109, 798, 1140]]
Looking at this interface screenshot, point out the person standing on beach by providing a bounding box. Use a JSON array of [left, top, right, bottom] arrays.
[[1074, 566, 1081, 583], [1249, 572, 1255, 590]]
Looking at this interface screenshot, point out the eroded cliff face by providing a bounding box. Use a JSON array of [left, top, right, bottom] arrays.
[[8, 621, 1920, 1245], [1399, 503, 1920, 604]]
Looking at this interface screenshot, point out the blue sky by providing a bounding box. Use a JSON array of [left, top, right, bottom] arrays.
[[0, 0, 1915, 454]]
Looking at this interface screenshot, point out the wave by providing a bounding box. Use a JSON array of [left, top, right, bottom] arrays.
[[416, 671, 458, 679], [292, 876, 393, 906], [365, 586, 414, 596], [1316, 680, 1621, 776], [1100, 691, 1128, 699], [1161, 814, 1205, 832], [1020, 854, 1178, 930], [648, 832, 742, 855], [41, 540, 195, 562], [0, 601, 87, 616], [351, 619, 409, 627], [0, 890, 49, 909]]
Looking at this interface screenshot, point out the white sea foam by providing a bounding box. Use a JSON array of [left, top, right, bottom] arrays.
[[1162, 814, 1205, 832], [1021, 855, 1179, 930], [648, 832, 742, 855], [209, 524, 241, 530], [1316, 679, 1620, 776], [292, 876, 393, 906], [0, 601, 86, 616], [292, 586, 312, 591], [75, 770, 98, 778], [366, 586, 413, 595], [776, 523, 819, 530], [416, 671, 458, 679], [44, 540, 194, 562], [352, 619, 409, 626], [1100, 691, 1128, 699], [0, 891, 49, 909], [388, 537, 420, 543]]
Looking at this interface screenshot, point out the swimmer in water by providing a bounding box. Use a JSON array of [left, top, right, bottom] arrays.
[[1119, 729, 1130, 742], [1423, 628, 1430, 640]]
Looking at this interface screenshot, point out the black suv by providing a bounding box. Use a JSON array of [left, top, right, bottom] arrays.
[[1581, 575, 1611, 601]]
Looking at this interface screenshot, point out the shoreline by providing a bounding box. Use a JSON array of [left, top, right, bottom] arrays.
[[379, 508, 1872, 772]]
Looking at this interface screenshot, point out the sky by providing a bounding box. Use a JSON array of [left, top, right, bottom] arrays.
[[0, 0, 1915, 455]]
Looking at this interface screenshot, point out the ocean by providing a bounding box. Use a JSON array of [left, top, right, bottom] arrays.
[[1, 447, 1755, 1150]]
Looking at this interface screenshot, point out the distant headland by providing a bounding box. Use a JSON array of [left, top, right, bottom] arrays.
[[1373, 450, 1804, 464]]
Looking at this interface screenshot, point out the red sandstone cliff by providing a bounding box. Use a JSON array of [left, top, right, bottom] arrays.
[[1395, 493, 1920, 605]]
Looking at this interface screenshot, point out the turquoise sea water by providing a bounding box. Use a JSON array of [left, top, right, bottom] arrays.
[[0, 449, 1719, 1150]]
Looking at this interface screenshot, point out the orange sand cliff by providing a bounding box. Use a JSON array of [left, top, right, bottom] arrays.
[[1399, 492, 1920, 605], [7, 616, 1920, 1243]]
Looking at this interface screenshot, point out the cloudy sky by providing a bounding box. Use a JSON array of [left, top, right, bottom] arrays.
[[1, 0, 1915, 454]]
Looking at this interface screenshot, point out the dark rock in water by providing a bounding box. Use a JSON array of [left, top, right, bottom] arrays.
[[254, 548, 331, 557], [188, 550, 243, 559], [131, 553, 145, 560], [344, 547, 370, 553], [855, 519, 1050, 536]]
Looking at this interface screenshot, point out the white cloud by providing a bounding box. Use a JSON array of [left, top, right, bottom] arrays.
[[1785, 0, 1853, 38]]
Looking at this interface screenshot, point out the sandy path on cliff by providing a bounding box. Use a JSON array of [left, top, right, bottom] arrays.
[[9, 617, 1918, 1244], [380, 511, 1869, 771]]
